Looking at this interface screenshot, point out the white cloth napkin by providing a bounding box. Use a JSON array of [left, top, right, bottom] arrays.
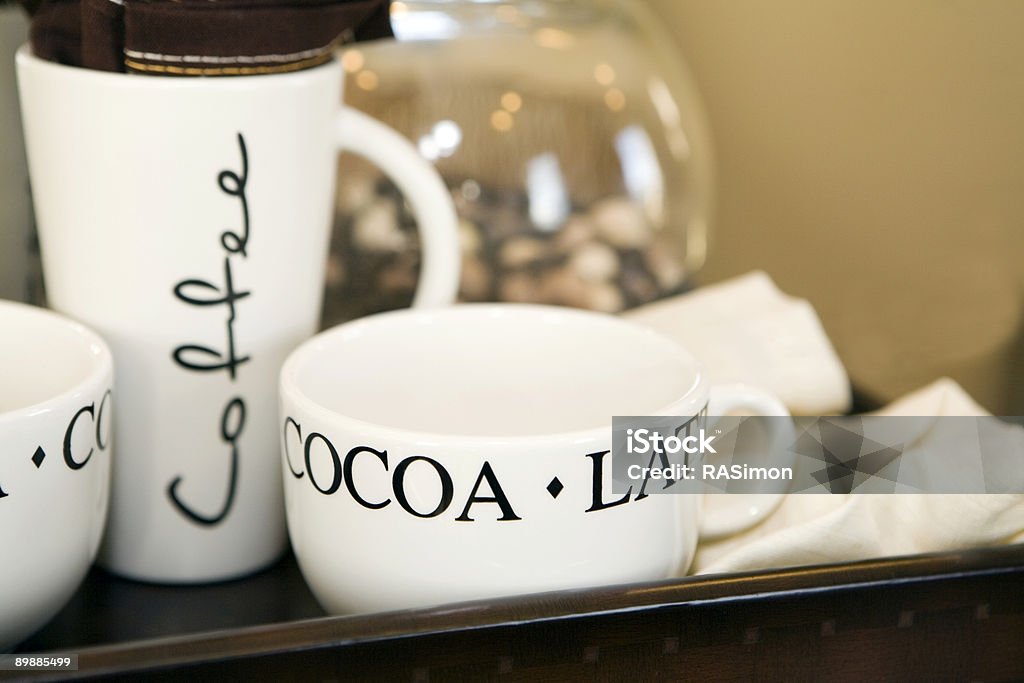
[[622, 272, 1024, 573], [624, 271, 851, 415], [691, 380, 1024, 574]]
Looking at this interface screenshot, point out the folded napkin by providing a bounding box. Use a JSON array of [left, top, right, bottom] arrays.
[[624, 271, 852, 415], [692, 379, 1024, 574], [624, 272, 1023, 572], [18, 0, 391, 74]]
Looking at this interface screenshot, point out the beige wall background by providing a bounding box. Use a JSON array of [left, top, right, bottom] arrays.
[[642, 0, 1024, 411]]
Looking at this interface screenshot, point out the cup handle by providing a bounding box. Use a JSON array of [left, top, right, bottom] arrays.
[[699, 383, 795, 539], [334, 107, 460, 307]]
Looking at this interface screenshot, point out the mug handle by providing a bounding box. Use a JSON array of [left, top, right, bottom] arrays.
[[699, 383, 796, 539], [334, 108, 460, 307]]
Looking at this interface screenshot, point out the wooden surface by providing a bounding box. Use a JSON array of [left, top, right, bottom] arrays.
[[16, 553, 324, 652], [8, 544, 1024, 681]]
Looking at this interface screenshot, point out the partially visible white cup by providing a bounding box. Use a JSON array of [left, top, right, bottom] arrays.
[[0, 301, 112, 651], [279, 304, 790, 614]]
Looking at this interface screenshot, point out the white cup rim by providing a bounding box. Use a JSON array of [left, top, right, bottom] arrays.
[[0, 301, 113, 426], [280, 303, 706, 445]]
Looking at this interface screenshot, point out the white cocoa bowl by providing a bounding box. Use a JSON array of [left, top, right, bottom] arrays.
[[0, 301, 113, 651]]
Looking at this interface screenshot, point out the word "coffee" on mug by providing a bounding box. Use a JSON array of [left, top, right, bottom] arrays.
[[168, 133, 251, 527]]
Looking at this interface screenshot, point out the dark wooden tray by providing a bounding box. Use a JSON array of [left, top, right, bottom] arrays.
[[8, 543, 1024, 681]]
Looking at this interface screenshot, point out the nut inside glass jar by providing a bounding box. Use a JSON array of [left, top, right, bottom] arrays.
[[323, 172, 690, 327]]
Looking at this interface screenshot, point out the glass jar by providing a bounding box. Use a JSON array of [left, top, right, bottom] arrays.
[[324, 0, 713, 325]]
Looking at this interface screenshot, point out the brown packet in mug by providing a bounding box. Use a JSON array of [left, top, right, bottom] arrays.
[[18, 0, 392, 74]]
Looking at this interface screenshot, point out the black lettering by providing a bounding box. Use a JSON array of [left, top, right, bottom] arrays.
[[585, 450, 631, 512], [172, 278, 251, 308], [95, 389, 112, 451], [171, 344, 240, 375], [221, 396, 246, 441], [167, 132, 251, 527], [283, 417, 304, 479], [344, 446, 391, 510], [634, 448, 668, 500], [393, 456, 453, 518], [635, 433, 683, 500], [64, 403, 95, 470], [304, 432, 342, 495], [218, 134, 250, 256], [171, 258, 251, 380], [167, 398, 243, 526], [455, 461, 521, 522]]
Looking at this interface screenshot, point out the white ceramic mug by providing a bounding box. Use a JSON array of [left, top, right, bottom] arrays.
[[16, 47, 461, 583], [279, 304, 792, 614], [0, 301, 112, 651]]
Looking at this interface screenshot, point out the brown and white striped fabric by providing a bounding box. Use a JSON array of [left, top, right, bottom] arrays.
[[18, 0, 391, 74]]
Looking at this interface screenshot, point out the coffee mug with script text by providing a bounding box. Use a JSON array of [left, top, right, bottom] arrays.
[[17, 47, 461, 582]]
